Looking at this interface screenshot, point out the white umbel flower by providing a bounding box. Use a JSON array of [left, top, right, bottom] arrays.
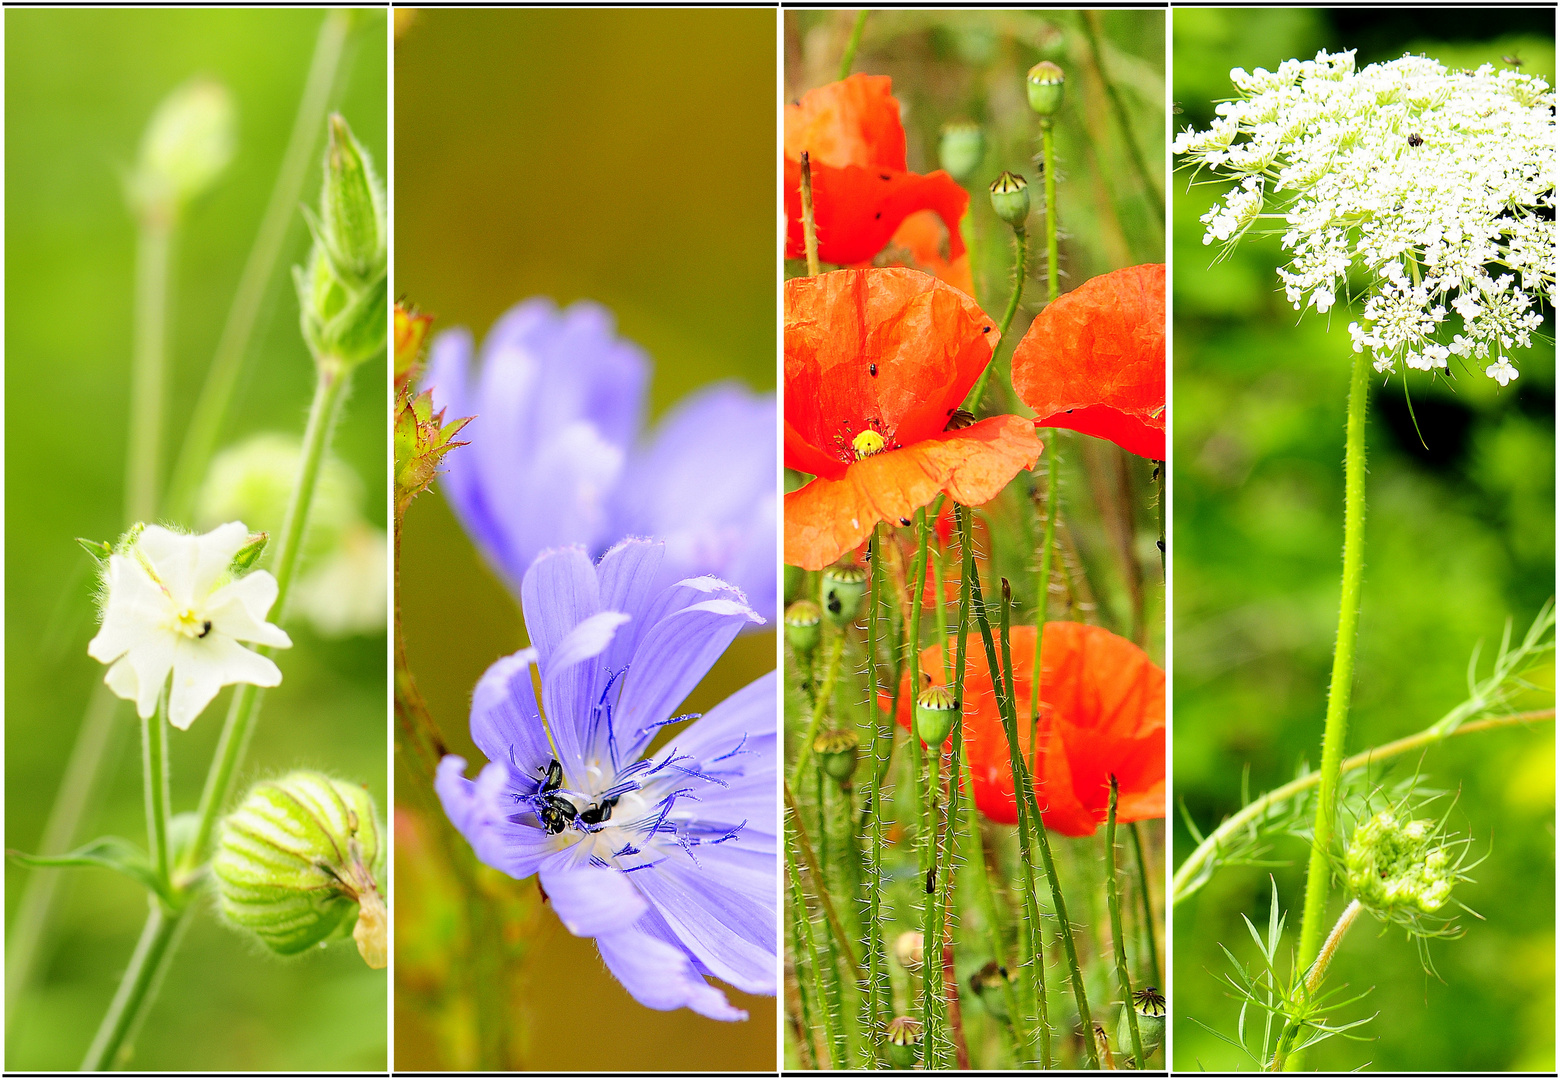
[[87, 522, 292, 730], [1175, 50, 1554, 382]]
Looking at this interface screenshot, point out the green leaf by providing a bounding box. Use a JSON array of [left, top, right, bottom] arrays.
[[8, 836, 174, 906]]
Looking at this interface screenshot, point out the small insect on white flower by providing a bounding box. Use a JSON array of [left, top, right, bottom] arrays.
[[87, 522, 292, 730]]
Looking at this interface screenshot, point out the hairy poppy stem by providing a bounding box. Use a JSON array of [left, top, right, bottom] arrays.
[[1295, 348, 1370, 992], [1042, 125, 1060, 306], [838, 10, 868, 81], [788, 841, 840, 1069], [966, 227, 1027, 412], [904, 508, 943, 1064], [790, 628, 845, 785], [863, 523, 892, 1066], [786, 783, 865, 984], [1105, 777, 1146, 1069], [1129, 821, 1162, 987], [800, 151, 822, 277], [1030, 436, 1059, 783]]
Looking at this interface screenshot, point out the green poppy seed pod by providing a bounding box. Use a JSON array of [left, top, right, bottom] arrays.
[[213, 771, 387, 969], [939, 120, 986, 185], [989, 171, 1030, 229], [131, 78, 236, 221], [1345, 810, 1458, 915], [915, 685, 959, 746], [969, 959, 1015, 1022], [1119, 986, 1167, 1062], [784, 600, 822, 659], [822, 563, 868, 625], [814, 727, 859, 785], [1026, 61, 1066, 117], [317, 114, 387, 286], [885, 1015, 923, 1069]]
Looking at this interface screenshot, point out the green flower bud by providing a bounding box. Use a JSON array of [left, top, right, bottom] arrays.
[[939, 120, 986, 185], [784, 600, 822, 659], [315, 114, 386, 286], [213, 771, 386, 969], [229, 532, 270, 574], [295, 242, 389, 368], [1026, 61, 1066, 117], [915, 685, 959, 746], [814, 727, 859, 785], [130, 78, 236, 221], [989, 171, 1031, 229], [969, 960, 1016, 1022], [1118, 986, 1167, 1062], [894, 929, 924, 971], [885, 1015, 923, 1069], [1345, 810, 1460, 915], [822, 563, 868, 626]]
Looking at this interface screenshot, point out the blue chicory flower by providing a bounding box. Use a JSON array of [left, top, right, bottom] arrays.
[[426, 298, 777, 621], [435, 538, 777, 1020]]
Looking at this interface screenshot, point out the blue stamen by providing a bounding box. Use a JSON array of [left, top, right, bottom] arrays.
[[711, 732, 754, 763]]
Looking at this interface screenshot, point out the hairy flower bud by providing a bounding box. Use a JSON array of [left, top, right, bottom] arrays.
[[213, 771, 387, 969], [915, 685, 959, 746], [130, 78, 236, 222], [813, 727, 859, 785], [784, 599, 822, 659], [885, 1015, 923, 1069], [989, 171, 1031, 229], [1345, 809, 1460, 915], [939, 120, 986, 185], [1026, 61, 1066, 118], [821, 563, 868, 625]]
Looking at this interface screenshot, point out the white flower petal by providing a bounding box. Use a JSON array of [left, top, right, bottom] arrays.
[[206, 571, 291, 648], [122, 636, 176, 719], [87, 555, 167, 664], [167, 635, 282, 730], [103, 656, 142, 709]]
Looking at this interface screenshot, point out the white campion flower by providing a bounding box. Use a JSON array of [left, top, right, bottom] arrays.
[[1174, 50, 1554, 382], [87, 522, 292, 730]]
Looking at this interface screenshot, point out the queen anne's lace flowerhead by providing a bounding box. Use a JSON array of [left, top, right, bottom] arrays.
[[436, 538, 777, 1020], [87, 522, 292, 730], [1174, 51, 1554, 382]]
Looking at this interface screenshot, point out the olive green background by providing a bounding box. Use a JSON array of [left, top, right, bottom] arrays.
[[1172, 8, 1555, 1072], [5, 8, 388, 1071], [394, 8, 776, 1071]]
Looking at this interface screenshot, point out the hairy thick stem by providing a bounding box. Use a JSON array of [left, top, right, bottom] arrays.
[[1105, 778, 1145, 1069], [966, 227, 1027, 412]]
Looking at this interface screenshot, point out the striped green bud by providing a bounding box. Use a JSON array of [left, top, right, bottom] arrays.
[[784, 599, 822, 659], [821, 563, 868, 625], [1026, 61, 1066, 117], [813, 727, 859, 785], [213, 771, 386, 969], [989, 171, 1031, 229], [1119, 986, 1166, 1061], [915, 685, 959, 746], [939, 120, 986, 185], [885, 1015, 923, 1069]]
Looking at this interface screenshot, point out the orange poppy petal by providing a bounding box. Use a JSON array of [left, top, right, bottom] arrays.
[[784, 268, 996, 461], [784, 74, 906, 171], [1012, 263, 1166, 460], [865, 211, 976, 298], [783, 415, 1040, 570], [785, 157, 969, 268]]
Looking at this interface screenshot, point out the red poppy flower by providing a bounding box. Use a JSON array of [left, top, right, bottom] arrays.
[[891, 622, 1164, 836], [785, 74, 969, 267], [785, 268, 1041, 571], [1011, 263, 1166, 460]]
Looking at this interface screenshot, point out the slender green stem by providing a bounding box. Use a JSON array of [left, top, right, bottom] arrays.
[[125, 219, 171, 524], [788, 898, 820, 1068], [966, 227, 1027, 411], [1129, 821, 1161, 987], [1105, 778, 1145, 1069], [790, 629, 845, 786], [80, 906, 188, 1071], [1081, 11, 1164, 223], [960, 760, 1026, 1052], [863, 524, 891, 1067], [165, 9, 351, 520], [1156, 459, 1166, 577], [141, 692, 171, 888], [921, 747, 947, 1066], [1295, 349, 1370, 973], [1030, 436, 1059, 782], [789, 846, 839, 1070], [1042, 123, 1060, 305], [1270, 899, 1364, 1072], [1174, 708, 1553, 905], [838, 10, 868, 81], [786, 784, 864, 983]]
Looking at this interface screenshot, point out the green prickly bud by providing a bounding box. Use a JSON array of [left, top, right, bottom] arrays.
[[915, 684, 959, 746], [885, 1015, 922, 1069], [784, 600, 822, 659], [989, 171, 1031, 229], [813, 727, 859, 785], [1026, 61, 1066, 117], [130, 78, 236, 222], [969, 959, 1015, 1021], [314, 114, 386, 286], [939, 120, 986, 185], [821, 563, 868, 625], [1345, 810, 1460, 915], [213, 771, 387, 969]]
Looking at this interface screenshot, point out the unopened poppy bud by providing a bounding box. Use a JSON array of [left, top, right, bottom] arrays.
[[1119, 986, 1167, 1061], [915, 685, 959, 746], [822, 563, 868, 625], [885, 1015, 923, 1069], [785, 600, 822, 658], [939, 120, 986, 185], [969, 959, 1015, 1021], [213, 771, 387, 969], [1345, 809, 1460, 915], [990, 171, 1031, 229], [894, 929, 924, 971], [130, 78, 236, 222], [814, 727, 859, 784], [1026, 61, 1066, 118], [315, 114, 386, 286]]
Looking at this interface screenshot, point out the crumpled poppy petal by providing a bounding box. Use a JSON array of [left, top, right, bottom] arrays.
[[785, 157, 969, 268], [785, 268, 997, 470], [784, 416, 1039, 570], [784, 74, 906, 171], [888, 622, 1164, 836], [1012, 263, 1166, 460], [862, 210, 976, 298]]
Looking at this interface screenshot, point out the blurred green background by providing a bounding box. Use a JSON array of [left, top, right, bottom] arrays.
[[5, 8, 387, 1071], [394, 8, 776, 1070], [1172, 8, 1555, 1072]]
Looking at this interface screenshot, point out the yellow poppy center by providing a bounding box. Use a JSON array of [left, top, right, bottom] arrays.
[[852, 430, 887, 459]]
